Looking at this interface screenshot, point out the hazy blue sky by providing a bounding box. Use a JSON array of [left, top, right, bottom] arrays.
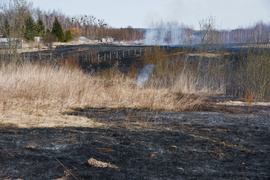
[[4, 0, 270, 29]]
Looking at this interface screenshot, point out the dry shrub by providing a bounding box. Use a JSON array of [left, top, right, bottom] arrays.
[[97, 62, 122, 80], [143, 47, 169, 75], [70, 27, 82, 41], [237, 49, 270, 100], [142, 48, 226, 94], [60, 56, 80, 70], [127, 61, 140, 78]]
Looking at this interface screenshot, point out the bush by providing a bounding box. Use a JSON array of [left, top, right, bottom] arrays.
[[43, 30, 56, 49], [237, 49, 270, 100], [65, 30, 72, 42]]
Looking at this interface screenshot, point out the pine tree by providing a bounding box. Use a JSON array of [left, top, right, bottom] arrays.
[[1, 19, 10, 38], [24, 15, 36, 42], [65, 30, 72, 42], [36, 17, 45, 38], [52, 17, 64, 42]]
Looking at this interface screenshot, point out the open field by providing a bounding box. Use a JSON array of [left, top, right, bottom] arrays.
[[0, 44, 270, 179]]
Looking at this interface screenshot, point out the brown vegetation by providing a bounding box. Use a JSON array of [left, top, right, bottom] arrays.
[[0, 60, 204, 128]]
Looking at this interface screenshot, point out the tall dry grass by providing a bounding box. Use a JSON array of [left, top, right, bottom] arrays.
[[237, 48, 270, 100], [143, 47, 227, 94], [0, 61, 204, 128]]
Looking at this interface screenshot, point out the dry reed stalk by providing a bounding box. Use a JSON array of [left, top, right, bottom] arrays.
[[0, 61, 204, 128]]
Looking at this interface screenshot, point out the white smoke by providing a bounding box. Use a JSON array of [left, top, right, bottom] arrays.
[[137, 64, 155, 87], [144, 21, 190, 45]]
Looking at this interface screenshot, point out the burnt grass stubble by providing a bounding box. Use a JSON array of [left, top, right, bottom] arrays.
[[1, 45, 270, 179]]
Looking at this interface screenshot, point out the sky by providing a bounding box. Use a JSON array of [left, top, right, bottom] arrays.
[[3, 0, 270, 30]]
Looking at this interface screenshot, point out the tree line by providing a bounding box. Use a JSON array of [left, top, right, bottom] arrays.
[[0, 0, 269, 47], [0, 0, 145, 45]]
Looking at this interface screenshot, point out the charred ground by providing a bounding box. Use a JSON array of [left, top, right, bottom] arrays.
[[1, 102, 270, 179]]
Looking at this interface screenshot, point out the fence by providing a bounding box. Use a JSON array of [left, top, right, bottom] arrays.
[[0, 46, 157, 61], [0, 45, 174, 67]]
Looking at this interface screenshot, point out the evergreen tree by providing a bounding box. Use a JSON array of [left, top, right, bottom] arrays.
[[65, 30, 72, 42], [52, 17, 64, 42], [1, 19, 10, 38], [24, 15, 36, 42], [36, 17, 45, 38]]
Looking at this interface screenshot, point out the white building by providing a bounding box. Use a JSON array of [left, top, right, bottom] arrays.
[[101, 36, 114, 43], [0, 38, 23, 49]]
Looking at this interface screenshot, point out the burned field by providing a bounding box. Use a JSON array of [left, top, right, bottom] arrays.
[[1, 103, 270, 179], [0, 44, 270, 179]]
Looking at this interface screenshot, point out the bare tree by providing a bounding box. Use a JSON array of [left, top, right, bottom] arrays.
[[0, 0, 33, 62], [199, 16, 220, 45]]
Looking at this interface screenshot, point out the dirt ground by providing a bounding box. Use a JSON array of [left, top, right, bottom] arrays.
[[0, 97, 270, 180]]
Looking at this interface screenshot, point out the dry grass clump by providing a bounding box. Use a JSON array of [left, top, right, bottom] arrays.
[[88, 158, 118, 169], [0, 61, 204, 128]]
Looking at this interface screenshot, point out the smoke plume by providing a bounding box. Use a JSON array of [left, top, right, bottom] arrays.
[[144, 21, 189, 45], [137, 64, 155, 87]]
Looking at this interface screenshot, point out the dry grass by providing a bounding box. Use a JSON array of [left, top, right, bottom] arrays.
[[88, 158, 118, 169], [142, 48, 227, 95], [187, 52, 227, 58], [171, 69, 226, 94], [0, 61, 204, 128]]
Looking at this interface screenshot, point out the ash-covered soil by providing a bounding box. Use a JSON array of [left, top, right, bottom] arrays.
[[1, 101, 270, 179]]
